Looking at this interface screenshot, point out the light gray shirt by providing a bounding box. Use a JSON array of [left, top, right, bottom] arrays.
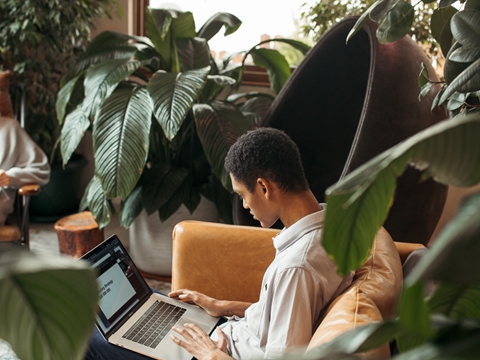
[[216, 206, 354, 359], [0, 116, 50, 225]]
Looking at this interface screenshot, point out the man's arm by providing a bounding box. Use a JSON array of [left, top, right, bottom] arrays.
[[169, 289, 252, 317]]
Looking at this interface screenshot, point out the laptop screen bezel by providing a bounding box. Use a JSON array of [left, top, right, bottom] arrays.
[[80, 234, 153, 339]]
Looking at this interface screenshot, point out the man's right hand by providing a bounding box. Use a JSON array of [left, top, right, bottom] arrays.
[[0, 170, 10, 187], [169, 289, 252, 318], [168, 289, 226, 317]]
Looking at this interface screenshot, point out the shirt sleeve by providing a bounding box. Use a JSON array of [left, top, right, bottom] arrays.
[[263, 267, 322, 358], [2, 118, 50, 189]]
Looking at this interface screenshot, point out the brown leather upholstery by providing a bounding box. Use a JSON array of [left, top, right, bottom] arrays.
[[307, 287, 390, 359], [172, 221, 420, 357], [172, 221, 277, 303]]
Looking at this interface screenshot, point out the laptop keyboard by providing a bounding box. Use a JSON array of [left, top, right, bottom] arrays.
[[123, 300, 186, 348]]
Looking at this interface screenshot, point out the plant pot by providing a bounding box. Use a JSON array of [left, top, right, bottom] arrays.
[[128, 196, 219, 277], [29, 153, 87, 222]]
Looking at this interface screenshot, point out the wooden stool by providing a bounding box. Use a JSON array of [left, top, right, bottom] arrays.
[[54, 211, 104, 258]]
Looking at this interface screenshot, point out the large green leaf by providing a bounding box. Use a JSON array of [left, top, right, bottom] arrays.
[[376, 1, 415, 44], [249, 48, 291, 94], [56, 73, 83, 124], [119, 185, 144, 228], [148, 66, 210, 140], [307, 320, 400, 358], [449, 46, 480, 63], [252, 38, 311, 56], [431, 6, 457, 55], [347, 1, 382, 43], [145, 8, 178, 69], [369, 0, 399, 22], [393, 317, 480, 360], [83, 59, 149, 121], [60, 106, 90, 166], [93, 84, 152, 200], [196, 12, 242, 41], [0, 248, 98, 360], [397, 283, 433, 352], [176, 37, 210, 71], [451, 9, 480, 48], [158, 175, 194, 221], [194, 101, 252, 191], [324, 113, 480, 275], [141, 164, 189, 215], [407, 191, 480, 286], [81, 176, 115, 229], [61, 31, 142, 85], [428, 283, 480, 319], [440, 57, 480, 102]]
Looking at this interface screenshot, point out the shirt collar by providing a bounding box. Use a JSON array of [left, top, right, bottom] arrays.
[[273, 204, 326, 252]]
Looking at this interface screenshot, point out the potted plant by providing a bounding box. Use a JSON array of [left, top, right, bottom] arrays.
[[56, 8, 310, 228], [303, 0, 480, 358], [0, 0, 121, 221]]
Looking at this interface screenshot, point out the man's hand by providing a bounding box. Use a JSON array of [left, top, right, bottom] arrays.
[[169, 289, 225, 317], [169, 289, 252, 318], [170, 323, 231, 360], [0, 170, 10, 187]]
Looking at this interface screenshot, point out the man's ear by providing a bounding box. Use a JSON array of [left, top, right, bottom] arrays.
[[256, 178, 271, 198]]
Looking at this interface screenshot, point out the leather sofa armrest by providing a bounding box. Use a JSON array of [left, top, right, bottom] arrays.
[[394, 241, 426, 264], [171, 220, 278, 303]]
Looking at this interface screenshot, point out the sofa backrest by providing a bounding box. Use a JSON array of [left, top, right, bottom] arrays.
[[307, 227, 403, 358]]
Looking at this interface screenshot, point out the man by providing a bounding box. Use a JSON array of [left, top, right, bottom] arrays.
[[169, 128, 353, 359], [85, 128, 352, 360], [0, 116, 50, 225]]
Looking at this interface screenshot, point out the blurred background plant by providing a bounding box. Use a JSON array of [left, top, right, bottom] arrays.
[[0, 0, 122, 164]]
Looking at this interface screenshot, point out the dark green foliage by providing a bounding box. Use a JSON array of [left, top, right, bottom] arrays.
[[0, 0, 121, 163]]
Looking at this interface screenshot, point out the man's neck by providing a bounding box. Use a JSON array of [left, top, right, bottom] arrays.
[[278, 190, 322, 228]]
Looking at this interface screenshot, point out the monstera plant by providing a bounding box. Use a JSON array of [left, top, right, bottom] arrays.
[[304, 0, 480, 358], [55, 7, 310, 229]]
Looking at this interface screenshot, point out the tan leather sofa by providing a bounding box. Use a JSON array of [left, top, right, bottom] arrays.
[[171, 220, 424, 358]]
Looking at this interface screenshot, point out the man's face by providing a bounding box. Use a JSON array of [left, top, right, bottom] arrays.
[[230, 174, 278, 228]]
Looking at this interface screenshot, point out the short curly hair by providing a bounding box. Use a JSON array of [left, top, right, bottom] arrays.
[[225, 127, 309, 193]]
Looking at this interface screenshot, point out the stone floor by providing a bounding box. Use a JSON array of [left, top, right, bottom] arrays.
[[29, 221, 172, 294]]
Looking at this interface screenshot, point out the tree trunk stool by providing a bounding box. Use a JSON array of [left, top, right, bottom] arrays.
[[54, 211, 104, 258]]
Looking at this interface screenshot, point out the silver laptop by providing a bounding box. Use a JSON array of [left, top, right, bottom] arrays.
[[81, 234, 221, 360]]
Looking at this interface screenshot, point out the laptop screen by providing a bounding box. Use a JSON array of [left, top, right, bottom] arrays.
[[81, 234, 151, 337]]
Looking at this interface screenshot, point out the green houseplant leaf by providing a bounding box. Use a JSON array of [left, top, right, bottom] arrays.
[[196, 12, 242, 41], [60, 106, 90, 165], [83, 59, 150, 121], [62, 31, 142, 85], [81, 176, 115, 229], [0, 247, 98, 360], [194, 101, 253, 192], [376, 1, 415, 44], [324, 113, 480, 275], [249, 48, 291, 94], [148, 66, 210, 140], [450, 9, 480, 48], [93, 84, 153, 200], [141, 164, 189, 215], [428, 282, 480, 319], [119, 185, 144, 228], [407, 190, 480, 286]]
